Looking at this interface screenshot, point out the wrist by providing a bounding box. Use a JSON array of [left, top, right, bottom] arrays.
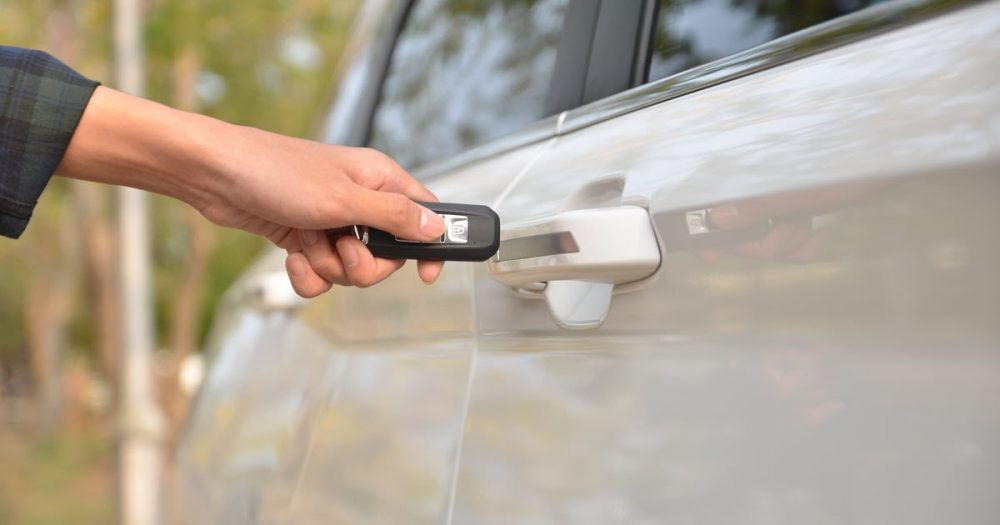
[[170, 109, 241, 210]]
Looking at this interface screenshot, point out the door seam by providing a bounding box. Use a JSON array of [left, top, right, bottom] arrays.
[[443, 136, 559, 524]]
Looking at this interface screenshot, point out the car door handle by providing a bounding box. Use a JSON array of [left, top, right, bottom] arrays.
[[487, 206, 661, 329], [488, 205, 661, 287]]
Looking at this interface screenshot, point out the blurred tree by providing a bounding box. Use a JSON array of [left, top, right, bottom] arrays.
[[25, 0, 100, 432], [0, 0, 360, 438], [732, 0, 877, 32], [649, 0, 879, 80], [0, 0, 120, 433], [142, 0, 360, 440]]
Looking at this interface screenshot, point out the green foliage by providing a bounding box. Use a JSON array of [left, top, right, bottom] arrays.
[[0, 252, 29, 361], [145, 0, 359, 137], [1, 3, 359, 520], [142, 0, 361, 348], [0, 0, 360, 361]]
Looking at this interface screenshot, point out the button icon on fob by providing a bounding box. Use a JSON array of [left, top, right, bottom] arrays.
[[444, 216, 469, 244]]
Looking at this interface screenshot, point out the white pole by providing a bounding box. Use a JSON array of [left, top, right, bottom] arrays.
[[114, 0, 164, 523]]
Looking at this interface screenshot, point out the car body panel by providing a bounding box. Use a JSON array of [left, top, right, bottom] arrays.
[[460, 3, 1000, 522], [171, 1, 1000, 523], [170, 138, 550, 523]]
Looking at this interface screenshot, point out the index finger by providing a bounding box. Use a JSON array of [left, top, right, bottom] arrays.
[[342, 187, 445, 242], [380, 173, 438, 204], [346, 148, 439, 203]]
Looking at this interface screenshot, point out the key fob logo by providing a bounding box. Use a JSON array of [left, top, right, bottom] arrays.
[[445, 217, 469, 243]]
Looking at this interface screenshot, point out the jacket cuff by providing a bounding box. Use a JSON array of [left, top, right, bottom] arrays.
[[0, 47, 100, 239]]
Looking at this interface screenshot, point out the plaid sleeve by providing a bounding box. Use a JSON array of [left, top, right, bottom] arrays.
[[0, 46, 99, 239]]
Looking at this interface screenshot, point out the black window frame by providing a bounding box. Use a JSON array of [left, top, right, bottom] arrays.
[[578, 0, 658, 105], [543, 0, 603, 115], [360, 0, 417, 149]]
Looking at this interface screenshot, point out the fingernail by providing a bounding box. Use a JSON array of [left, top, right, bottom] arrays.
[[342, 243, 359, 268], [420, 207, 445, 238], [287, 254, 306, 278], [301, 229, 318, 246]]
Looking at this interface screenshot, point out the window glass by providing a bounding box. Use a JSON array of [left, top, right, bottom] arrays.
[[649, 0, 882, 82], [369, 0, 569, 170]]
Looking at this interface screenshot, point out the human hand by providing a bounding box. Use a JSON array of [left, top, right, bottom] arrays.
[[196, 129, 446, 297], [58, 87, 445, 298]]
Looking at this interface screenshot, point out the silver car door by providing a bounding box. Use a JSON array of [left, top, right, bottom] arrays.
[[281, 0, 576, 522], [453, 2, 1000, 524], [169, 1, 413, 521], [172, 1, 581, 524], [170, 150, 546, 525]]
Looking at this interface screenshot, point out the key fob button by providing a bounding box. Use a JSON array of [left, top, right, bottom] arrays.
[[444, 215, 469, 244]]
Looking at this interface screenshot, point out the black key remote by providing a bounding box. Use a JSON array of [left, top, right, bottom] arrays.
[[339, 202, 500, 262]]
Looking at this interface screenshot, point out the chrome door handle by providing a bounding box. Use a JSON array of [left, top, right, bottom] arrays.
[[487, 206, 661, 329]]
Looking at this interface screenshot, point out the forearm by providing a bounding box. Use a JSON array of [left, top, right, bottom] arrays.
[[57, 86, 229, 210], [6, 48, 444, 291], [54, 85, 446, 294]]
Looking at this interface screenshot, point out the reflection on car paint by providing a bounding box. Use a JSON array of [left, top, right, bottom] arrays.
[[171, 2, 1000, 524], [369, 0, 570, 170]]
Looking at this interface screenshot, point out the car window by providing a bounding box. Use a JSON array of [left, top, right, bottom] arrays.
[[368, 0, 570, 171], [648, 0, 883, 82]]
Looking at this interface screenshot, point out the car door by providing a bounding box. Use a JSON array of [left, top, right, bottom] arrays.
[[173, 1, 601, 524], [168, 3, 412, 522], [452, 1, 1000, 524]]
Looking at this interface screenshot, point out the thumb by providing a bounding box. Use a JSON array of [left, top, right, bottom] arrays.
[[346, 188, 445, 241]]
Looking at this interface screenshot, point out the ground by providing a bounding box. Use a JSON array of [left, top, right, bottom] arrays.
[[0, 427, 114, 525]]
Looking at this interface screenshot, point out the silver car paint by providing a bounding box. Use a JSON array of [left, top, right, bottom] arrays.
[[463, 2, 1000, 523], [171, 2, 1000, 524]]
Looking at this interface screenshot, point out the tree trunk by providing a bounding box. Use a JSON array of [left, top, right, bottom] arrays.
[[72, 180, 121, 401], [21, 0, 88, 433], [50, 0, 122, 407], [161, 46, 217, 443], [24, 209, 79, 432]]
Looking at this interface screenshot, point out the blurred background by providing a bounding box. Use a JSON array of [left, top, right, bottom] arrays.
[[0, 1, 359, 522]]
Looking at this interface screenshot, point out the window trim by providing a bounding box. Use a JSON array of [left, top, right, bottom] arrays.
[[317, 0, 412, 147], [580, 0, 654, 105], [562, 0, 983, 134], [544, 0, 603, 116], [632, 0, 660, 86], [359, 0, 417, 149]]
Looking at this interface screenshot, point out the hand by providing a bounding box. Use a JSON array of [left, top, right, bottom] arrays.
[[58, 87, 446, 297], [194, 129, 446, 297]]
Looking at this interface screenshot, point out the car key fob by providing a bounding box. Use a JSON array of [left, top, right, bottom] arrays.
[[345, 202, 500, 261]]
